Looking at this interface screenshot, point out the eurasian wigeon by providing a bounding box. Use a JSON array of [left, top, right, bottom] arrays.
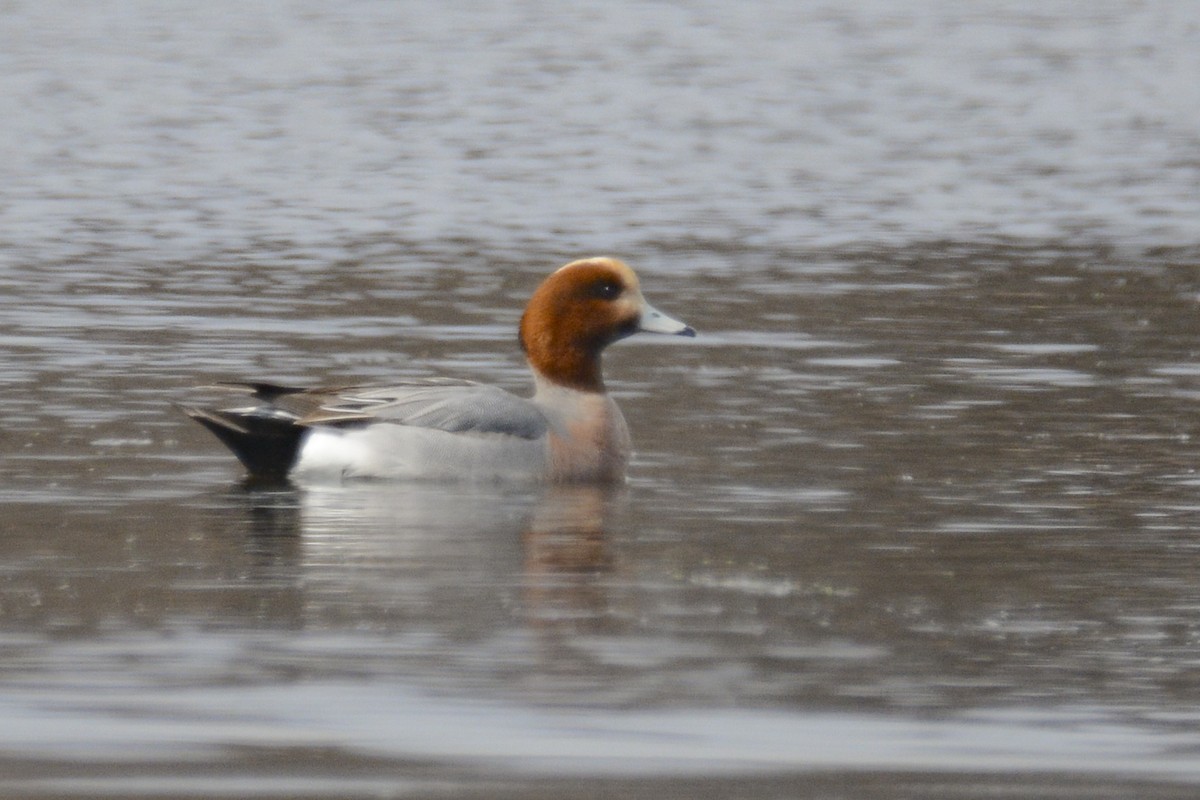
[[182, 257, 695, 483]]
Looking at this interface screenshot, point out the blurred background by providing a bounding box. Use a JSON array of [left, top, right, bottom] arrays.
[[2, 2, 1200, 798]]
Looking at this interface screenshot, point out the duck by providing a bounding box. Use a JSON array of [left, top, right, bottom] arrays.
[[181, 257, 695, 484]]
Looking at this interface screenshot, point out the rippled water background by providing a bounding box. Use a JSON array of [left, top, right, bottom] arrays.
[[4, 1, 1200, 797]]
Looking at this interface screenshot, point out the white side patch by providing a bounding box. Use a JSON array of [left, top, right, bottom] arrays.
[[291, 425, 545, 482]]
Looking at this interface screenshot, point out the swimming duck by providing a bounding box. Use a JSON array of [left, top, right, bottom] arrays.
[[182, 257, 695, 483]]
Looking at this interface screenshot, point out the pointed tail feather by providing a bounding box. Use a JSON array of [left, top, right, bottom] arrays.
[[179, 405, 305, 480]]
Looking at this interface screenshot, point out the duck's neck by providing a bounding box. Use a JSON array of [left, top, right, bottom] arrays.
[[530, 370, 631, 484], [530, 366, 605, 400], [520, 332, 606, 394]]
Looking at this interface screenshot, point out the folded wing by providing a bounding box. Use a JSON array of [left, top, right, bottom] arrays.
[[296, 380, 549, 440], [181, 379, 550, 480]]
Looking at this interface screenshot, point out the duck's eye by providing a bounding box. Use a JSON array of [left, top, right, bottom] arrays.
[[590, 280, 622, 301]]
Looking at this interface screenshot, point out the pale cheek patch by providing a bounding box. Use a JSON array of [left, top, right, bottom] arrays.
[[615, 294, 641, 320]]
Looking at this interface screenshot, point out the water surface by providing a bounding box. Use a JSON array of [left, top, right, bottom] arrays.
[[3, 2, 1200, 798]]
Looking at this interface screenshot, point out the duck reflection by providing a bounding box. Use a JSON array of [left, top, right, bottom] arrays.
[[236, 485, 304, 568], [520, 485, 623, 634], [231, 481, 622, 634]]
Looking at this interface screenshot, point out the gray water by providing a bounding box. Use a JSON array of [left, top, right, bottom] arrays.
[[4, 2, 1200, 798]]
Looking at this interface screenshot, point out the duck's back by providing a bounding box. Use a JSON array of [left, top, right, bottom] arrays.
[[183, 380, 551, 482]]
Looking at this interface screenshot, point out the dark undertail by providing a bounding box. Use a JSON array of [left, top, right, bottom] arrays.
[[181, 406, 305, 480]]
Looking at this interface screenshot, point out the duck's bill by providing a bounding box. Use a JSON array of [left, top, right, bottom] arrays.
[[639, 301, 696, 337]]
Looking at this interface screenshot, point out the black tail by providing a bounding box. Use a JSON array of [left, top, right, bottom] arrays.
[[180, 405, 305, 480]]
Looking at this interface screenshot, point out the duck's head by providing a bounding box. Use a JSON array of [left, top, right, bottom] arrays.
[[519, 257, 695, 392]]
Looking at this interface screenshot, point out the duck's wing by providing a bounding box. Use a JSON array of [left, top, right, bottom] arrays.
[[298, 379, 550, 440], [188, 379, 548, 439]]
